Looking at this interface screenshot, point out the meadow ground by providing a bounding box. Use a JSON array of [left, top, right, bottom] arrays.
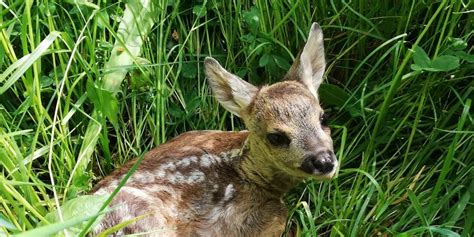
[[0, 0, 473, 236]]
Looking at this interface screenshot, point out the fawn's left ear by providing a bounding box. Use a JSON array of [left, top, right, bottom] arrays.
[[204, 57, 258, 117], [285, 23, 326, 98]]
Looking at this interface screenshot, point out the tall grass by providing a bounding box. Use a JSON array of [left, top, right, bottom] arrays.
[[0, 0, 472, 236]]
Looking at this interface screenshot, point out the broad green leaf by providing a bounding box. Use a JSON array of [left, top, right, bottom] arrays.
[[266, 57, 279, 76], [182, 63, 197, 79], [65, 0, 99, 9], [319, 84, 351, 107], [17, 217, 97, 237], [235, 69, 248, 78], [429, 55, 460, 72], [240, 33, 255, 43], [96, 10, 110, 30], [410, 64, 423, 71], [169, 105, 185, 118], [455, 51, 474, 63], [77, 0, 154, 190], [259, 54, 270, 67], [101, 90, 119, 127], [0, 213, 17, 231], [192, 5, 207, 18], [101, 0, 154, 92], [448, 37, 467, 51], [412, 46, 431, 68], [243, 6, 260, 34], [44, 195, 108, 222], [19, 195, 108, 237], [40, 75, 54, 88], [86, 79, 119, 127], [272, 55, 291, 70]]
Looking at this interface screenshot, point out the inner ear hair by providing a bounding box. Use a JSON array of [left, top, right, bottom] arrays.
[[204, 57, 258, 117], [282, 23, 326, 97], [283, 51, 303, 82]]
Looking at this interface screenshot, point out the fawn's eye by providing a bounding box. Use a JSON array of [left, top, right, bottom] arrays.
[[266, 132, 291, 147], [320, 113, 329, 127]]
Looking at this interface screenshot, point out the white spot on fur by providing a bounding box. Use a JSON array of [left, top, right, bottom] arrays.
[[156, 169, 166, 178], [223, 184, 235, 201], [161, 162, 176, 171], [212, 154, 221, 163], [186, 170, 205, 184], [200, 153, 228, 167], [176, 157, 191, 167], [230, 149, 240, 157], [181, 146, 195, 152], [121, 186, 155, 201], [220, 149, 240, 162], [168, 171, 185, 184], [200, 154, 212, 167], [109, 179, 119, 187], [189, 156, 198, 163], [132, 171, 154, 183], [144, 185, 179, 201]]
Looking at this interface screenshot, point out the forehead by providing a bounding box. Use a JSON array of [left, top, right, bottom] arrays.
[[250, 81, 321, 124]]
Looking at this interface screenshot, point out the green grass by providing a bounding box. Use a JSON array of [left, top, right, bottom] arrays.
[[1, 0, 473, 236]]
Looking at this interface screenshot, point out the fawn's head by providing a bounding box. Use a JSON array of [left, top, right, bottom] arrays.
[[204, 23, 337, 180]]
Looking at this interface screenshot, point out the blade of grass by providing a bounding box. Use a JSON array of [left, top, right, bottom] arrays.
[[428, 99, 471, 220], [0, 31, 60, 94]]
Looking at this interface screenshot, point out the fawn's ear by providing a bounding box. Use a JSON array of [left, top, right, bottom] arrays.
[[285, 23, 326, 98], [204, 57, 258, 117]]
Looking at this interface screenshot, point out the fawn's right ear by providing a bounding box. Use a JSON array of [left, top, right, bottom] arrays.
[[204, 57, 258, 117], [285, 23, 326, 98]]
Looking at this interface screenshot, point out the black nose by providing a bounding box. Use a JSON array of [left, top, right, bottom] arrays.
[[300, 151, 336, 174]]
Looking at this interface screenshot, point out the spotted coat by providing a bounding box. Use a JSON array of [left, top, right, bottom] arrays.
[[91, 131, 289, 237]]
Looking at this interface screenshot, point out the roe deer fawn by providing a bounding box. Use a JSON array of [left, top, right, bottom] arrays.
[[91, 23, 338, 237]]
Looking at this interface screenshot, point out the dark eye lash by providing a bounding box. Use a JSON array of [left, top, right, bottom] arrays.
[[266, 132, 291, 147]]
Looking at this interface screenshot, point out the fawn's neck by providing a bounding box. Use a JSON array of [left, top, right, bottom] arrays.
[[236, 136, 302, 197]]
